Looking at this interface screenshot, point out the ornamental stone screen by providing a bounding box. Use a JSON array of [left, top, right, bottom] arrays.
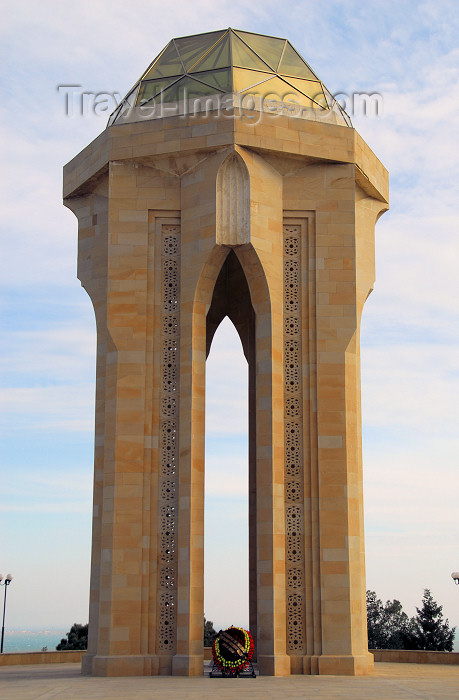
[[63, 28, 388, 678]]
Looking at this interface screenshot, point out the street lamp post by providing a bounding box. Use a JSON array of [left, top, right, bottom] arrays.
[[0, 574, 13, 653]]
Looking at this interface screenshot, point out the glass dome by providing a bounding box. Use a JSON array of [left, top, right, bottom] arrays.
[[108, 29, 351, 127]]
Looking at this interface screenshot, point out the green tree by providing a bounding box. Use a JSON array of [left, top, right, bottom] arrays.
[[404, 589, 455, 651], [367, 590, 384, 648], [204, 617, 217, 647], [366, 590, 410, 649], [56, 623, 88, 651]]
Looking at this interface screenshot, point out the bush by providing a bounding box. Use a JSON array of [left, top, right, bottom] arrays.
[[204, 617, 217, 647], [56, 623, 88, 650]]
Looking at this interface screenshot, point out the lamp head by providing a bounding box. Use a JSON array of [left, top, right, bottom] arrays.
[[452, 572, 459, 585], [5, 574, 13, 583]]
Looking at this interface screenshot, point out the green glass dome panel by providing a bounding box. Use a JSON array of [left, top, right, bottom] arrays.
[[240, 75, 292, 98], [189, 33, 231, 73], [231, 34, 273, 72], [160, 73, 232, 102], [107, 84, 140, 126], [233, 68, 276, 92], [192, 68, 233, 93], [142, 41, 183, 80], [279, 42, 318, 80], [234, 30, 286, 72], [282, 77, 324, 104], [138, 77, 180, 104], [174, 30, 226, 72]]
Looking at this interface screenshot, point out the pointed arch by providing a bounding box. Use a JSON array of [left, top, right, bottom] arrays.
[[185, 241, 286, 666], [206, 249, 254, 359], [193, 242, 271, 325]]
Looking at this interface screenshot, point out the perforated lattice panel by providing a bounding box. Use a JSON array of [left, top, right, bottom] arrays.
[[160, 451, 177, 476], [285, 316, 300, 336], [158, 593, 176, 651], [162, 339, 179, 393], [285, 397, 300, 417], [160, 479, 176, 501], [160, 567, 175, 589], [163, 230, 180, 256], [163, 315, 178, 336], [287, 567, 303, 589], [284, 260, 300, 313], [157, 222, 180, 653], [287, 535, 303, 563], [283, 223, 305, 654], [285, 340, 301, 394], [161, 397, 177, 418], [284, 235, 300, 257], [285, 421, 301, 454], [162, 259, 179, 314], [285, 480, 302, 501], [161, 421, 178, 474], [286, 505, 302, 535], [160, 532, 176, 562], [287, 594, 305, 652], [160, 505, 176, 534]]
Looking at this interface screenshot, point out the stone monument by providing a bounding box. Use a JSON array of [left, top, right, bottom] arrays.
[[63, 28, 389, 677]]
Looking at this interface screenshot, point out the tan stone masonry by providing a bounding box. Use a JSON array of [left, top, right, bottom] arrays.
[[64, 103, 388, 677]]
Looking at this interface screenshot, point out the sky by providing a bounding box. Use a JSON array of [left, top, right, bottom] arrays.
[[1, 0, 458, 646]]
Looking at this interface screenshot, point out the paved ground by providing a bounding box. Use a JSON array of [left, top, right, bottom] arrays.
[[1, 661, 459, 700]]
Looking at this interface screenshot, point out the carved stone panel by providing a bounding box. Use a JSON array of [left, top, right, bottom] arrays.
[[216, 152, 250, 246]]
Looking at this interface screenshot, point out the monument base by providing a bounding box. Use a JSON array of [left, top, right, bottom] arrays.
[[172, 653, 204, 676], [81, 653, 94, 675], [258, 654, 291, 676], [313, 652, 374, 676], [83, 654, 164, 676], [289, 652, 374, 676]]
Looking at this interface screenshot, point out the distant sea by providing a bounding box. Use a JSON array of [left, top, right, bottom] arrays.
[[2, 629, 68, 653]]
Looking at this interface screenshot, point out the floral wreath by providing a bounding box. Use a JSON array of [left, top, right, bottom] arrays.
[[211, 626, 254, 675]]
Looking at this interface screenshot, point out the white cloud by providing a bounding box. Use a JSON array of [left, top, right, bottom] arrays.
[[1, 468, 92, 520], [205, 460, 248, 498], [0, 384, 94, 433], [2, 323, 95, 381], [361, 343, 458, 435]]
